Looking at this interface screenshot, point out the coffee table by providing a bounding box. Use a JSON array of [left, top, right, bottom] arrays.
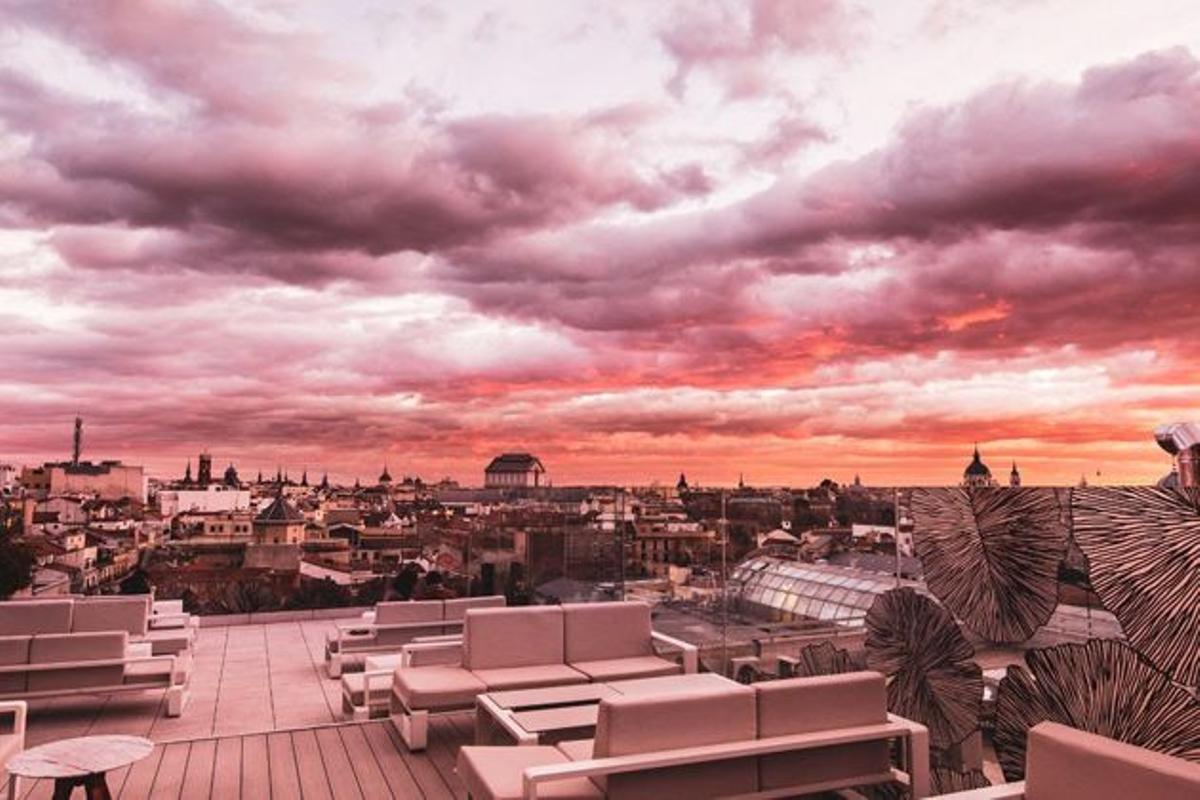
[[474, 673, 738, 746], [6, 734, 154, 800]]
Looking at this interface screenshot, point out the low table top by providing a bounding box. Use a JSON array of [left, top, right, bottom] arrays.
[[7, 735, 155, 779], [488, 683, 618, 710], [512, 704, 600, 734]]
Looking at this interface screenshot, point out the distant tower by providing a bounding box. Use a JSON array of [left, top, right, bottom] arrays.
[[197, 453, 213, 485], [223, 463, 239, 487], [676, 472, 689, 492], [379, 464, 393, 485], [184, 460, 193, 485], [72, 416, 82, 465], [962, 444, 997, 488], [275, 465, 282, 484], [1010, 462, 1021, 487], [320, 472, 330, 490], [256, 469, 263, 484], [738, 472, 745, 490], [1079, 473, 1089, 488], [301, 469, 308, 487]]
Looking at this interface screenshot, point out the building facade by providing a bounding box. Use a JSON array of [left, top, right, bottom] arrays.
[[484, 453, 547, 488]]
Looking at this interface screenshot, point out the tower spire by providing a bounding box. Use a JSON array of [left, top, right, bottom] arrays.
[[72, 415, 82, 465]]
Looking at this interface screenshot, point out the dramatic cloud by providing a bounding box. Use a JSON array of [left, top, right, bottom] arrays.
[[0, 0, 1195, 485]]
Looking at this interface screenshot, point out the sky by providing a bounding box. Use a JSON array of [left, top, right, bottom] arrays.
[[1, 0, 1198, 487]]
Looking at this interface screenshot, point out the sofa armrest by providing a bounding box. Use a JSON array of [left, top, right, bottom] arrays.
[[930, 782, 1026, 799], [521, 719, 922, 799], [401, 640, 463, 668], [651, 630, 699, 673], [361, 669, 393, 698], [0, 700, 27, 747]]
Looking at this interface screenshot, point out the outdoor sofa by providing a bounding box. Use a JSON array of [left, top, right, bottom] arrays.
[[930, 721, 1200, 800], [457, 670, 930, 800], [387, 602, 698, 750], [324, 595, 506, 677], [1, 596, 194, 656]]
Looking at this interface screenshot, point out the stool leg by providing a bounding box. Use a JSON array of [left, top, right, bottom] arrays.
[[51, 777, 76, 800]]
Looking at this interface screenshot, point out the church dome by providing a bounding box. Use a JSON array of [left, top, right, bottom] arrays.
[[964, 446, 991, 478]]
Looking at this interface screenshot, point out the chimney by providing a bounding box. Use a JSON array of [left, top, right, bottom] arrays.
[[1154, 422, 1200, 489]]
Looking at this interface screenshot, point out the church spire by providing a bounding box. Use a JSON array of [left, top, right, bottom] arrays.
[[184, 459, 192, 484]]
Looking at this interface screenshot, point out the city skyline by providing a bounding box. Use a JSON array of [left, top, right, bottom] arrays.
[[2, 1, 1198, 486]]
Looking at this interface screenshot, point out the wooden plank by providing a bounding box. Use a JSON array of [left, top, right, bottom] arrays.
[[267, 731, 302, 799], [118, 744, 164, 800], [290, 728, 333, 800], [179, 738, 217, 800], [313, 726, 363, 800], [426, 717, 467, 799], [383, 720, 455, 800], [150, 741, 191, 800], [338, 725, 393, 799], [361, 722, 426, 800], [240, 735, 270, 800], [210, 736, 242, 800]]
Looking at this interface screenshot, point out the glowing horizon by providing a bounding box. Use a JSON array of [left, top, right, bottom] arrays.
[[1, 1, 1196, 488]]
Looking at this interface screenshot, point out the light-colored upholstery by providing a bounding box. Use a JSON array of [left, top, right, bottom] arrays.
[[375, 600, 444, 626], [443, 595, 505, 635], [0, 637, 30, 695], [393, 665, 486, 711], [458, 745, 603, 800], [0, 636, 31, 697], [556, 738, 595, 762], [471, 664, 588, 692], [593, 684, 758, 799], [122, 660, 173, 685], [0, 600, 72, 636], [464, 606, 566, 670], [1024, 721, 1200, 800], [27, 631, 127, 692], [562, 602, 655, 663], [141, 628, 191, 656], [755, 671, 891, 791], [569, 656, 680, 682], [72, 596, 150, 637], [443, 595, 506, 622]]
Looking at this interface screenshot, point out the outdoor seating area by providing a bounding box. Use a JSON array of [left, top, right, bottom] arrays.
[[0, 598, 193, 720], [325, 596, 506, 677], [0, 601, 1197, 799], [388, 602, 699, 750]]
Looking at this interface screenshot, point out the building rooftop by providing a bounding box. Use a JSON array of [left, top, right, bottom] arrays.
[[7, 616, 469, 799], [484, 453, 544, 473]]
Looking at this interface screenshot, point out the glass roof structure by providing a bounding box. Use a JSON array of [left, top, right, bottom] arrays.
[[729, 556, 919, 627]]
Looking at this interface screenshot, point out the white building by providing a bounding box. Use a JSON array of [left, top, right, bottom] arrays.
[[158, 485, 251, 518]]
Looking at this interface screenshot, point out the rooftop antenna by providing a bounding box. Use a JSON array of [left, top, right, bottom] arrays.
[[72, 415, 82, 465]]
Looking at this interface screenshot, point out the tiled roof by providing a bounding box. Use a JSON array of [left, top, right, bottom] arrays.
[[255, 492, 305, 523]]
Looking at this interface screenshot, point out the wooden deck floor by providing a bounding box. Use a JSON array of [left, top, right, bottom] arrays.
[[7, 716, 473, 800], [3, 619, 474, 798]]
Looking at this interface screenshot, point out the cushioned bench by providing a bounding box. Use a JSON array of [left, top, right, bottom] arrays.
[[389, 602, 699, 750], [0, 631, 190, 717], [0, 597, 193, 657], [930, 721, 1200, 799], [458, 670, 930, 800], [325, 596, 505, 677]]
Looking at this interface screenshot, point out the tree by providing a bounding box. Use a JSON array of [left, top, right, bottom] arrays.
[[0, 501, 34, 600]]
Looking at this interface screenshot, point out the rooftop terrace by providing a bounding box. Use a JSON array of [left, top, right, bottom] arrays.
[[4, 618, 473, 799]]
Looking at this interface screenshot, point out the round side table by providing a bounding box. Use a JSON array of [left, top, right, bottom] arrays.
[[6, 734, 154, 800]]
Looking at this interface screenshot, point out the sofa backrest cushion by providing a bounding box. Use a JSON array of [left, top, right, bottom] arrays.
[[0, 600, 73, 636], [593, 685, 758, 799], [755, 671, 888, 737], [755, 670, 892, 792], [72, 597, 150, 637], [442, 595, 506, 622], [562, 602, 654, 663], [28, 631, 127, 692], [463, 606, 565, 670], [375, 600, 443, 625], [1025, 721, 1200, 800], [0, 635, 30, 695], [374, 600, 444, 646]]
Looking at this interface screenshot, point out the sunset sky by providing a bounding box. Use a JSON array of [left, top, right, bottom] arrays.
[[1, 0, 1198, 486]]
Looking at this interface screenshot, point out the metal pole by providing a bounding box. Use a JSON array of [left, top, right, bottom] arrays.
[[617, 489, 626, 601], [721, 489, 728, 675], [894, 486, 902, 588]]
